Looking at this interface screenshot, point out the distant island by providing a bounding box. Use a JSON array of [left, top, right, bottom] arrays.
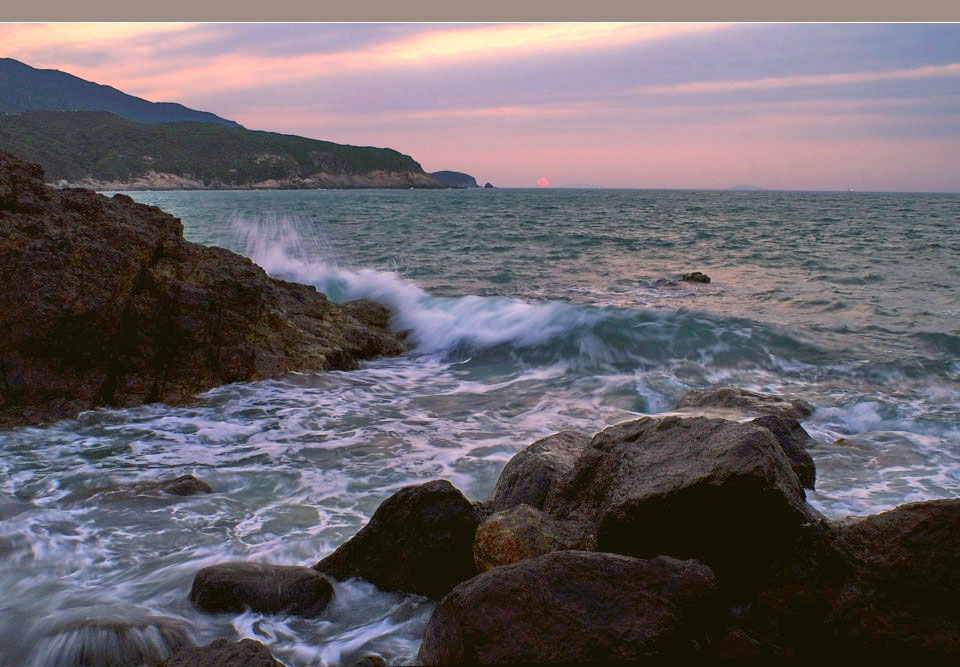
[[725, 184, 769, 191], [0, 58, 481, 190]]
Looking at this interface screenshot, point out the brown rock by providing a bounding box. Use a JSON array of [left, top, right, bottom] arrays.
[[473, 504, 591, 572], [488, 430, 590, 512], [675, 386, 814, 420], [157, 638, 283, 667], [190, 562, 334, 617]]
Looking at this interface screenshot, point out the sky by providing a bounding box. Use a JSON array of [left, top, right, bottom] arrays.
[[2, 22, 959, 191]]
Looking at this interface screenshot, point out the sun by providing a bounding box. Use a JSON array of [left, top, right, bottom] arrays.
[[537, 177, 549, 186]]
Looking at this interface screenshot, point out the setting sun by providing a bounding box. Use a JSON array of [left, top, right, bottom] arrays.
[[537, 177, 549, 186]]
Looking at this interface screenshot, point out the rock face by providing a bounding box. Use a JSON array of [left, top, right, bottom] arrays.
[[427, 171, 479, 188], [488, 430, 591, 513], [0, 152, 404, 426], [750, 415, 816, 489], [157, 638, 283, 667], [473, 504, 590, 572], [543, 415, 819, 585], [675, 386, 813, 421], [190, 563, 334, 617], [419, 551, 718, 664], [314, 479, 481, 600]]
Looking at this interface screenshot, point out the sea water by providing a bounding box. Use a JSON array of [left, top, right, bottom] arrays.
[[1, 188, 958, 665]]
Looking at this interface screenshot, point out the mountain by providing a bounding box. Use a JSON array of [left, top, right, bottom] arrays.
[[0, 57, 241, 126], [428, 171, 479, 188], [0, 110, 443, 189]]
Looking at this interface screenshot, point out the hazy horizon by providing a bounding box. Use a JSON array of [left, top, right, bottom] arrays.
[[2, 22, 959, 192]]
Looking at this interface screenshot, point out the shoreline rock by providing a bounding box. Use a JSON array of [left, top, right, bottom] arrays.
[[190, 563, 335, 617], [0, 151, 405, 427], [157, 638, 283, 667]]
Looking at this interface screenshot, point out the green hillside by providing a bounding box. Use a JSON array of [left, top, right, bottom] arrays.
[[0, 110, 429, 185]]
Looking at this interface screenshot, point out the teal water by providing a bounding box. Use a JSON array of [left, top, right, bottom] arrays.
[[2, 188, 958, 665]]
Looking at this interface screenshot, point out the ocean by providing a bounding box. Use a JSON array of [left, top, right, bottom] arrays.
[[2, 187, 958, 665]]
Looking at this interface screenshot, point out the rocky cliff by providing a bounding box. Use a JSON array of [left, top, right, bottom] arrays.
[[0, 152, 405, 426]]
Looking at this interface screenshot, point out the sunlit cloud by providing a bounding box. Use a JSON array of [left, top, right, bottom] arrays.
[[0, 23, 197, 53], [636, 62, 960, 95]]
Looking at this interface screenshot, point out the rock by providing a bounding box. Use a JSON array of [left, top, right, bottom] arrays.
[[682, 271, 711, 283], [483, 182, 494, 189], [543, 415, 819, 586], [353, 654, 388, 667], [473, 504, 591, 572], [314, 479, 481, 600], [750, 415, 816, 489], [80, 475, 213, 501], [428, 171, 478, 188], [28, 611, 194, 667], [0, 151, 404, 426], [652, 278, 680, 287], [190, 562, 334, 617], [675, 386, 814, 420], [419, 551, 718, 664], [488, 430, 591, 512], [157, 638, 283, 667], [745, 499, 960, 656]]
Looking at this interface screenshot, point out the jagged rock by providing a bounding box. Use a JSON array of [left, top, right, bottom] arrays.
[[419, 551, 718, 664], [682, 271, 711, 283], [473, 504, 591, 572], [744, 499, 960, 657], [749, 415, 816, 489], [0, 151, 404, 426], [314, 480, 481, 600], [28, 611, 194, 667], [190, 563, 334, 617], [488, 430, 591, 513], [80, 475, 213, 501], [157, 638, 283, 667], [675, 386, 813, 420], [543, 415, 819, 586]]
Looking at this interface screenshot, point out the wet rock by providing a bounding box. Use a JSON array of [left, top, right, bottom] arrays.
[[190, 563, 334, 617], [473, 504, 591, 572], [744, 499, 960, 657], [750, 415, 817, 489], [675, 386, 814, 420], [544, 415, 819, 586], [314, 479, 481, 600], [419, 551, 718, 664], [488, 430, 590, 512], [82, 474, 213, 501], [682, 271, 711, 283], [0, 151, 404, 427], [29, 612, 194, 667], [652, 278, 680, 287], [157, 638, 283, 667], [353, 654, 388, 667]]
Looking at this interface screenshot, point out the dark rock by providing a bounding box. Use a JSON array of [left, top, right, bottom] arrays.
[[473, 504, 591, 572], [157, 638, 283, 667], [419, 551, 718, 664], [314, 479, 481, 600], [81, 474, 213, 501], [488, 430, 590, 512], [750, 415, 816, 489], [0, 151, 404, 426], [29, 612, 194, 667], [483, 182, 494, 189], [190, 562, 334, 617], [428, 171, 478, 188], [744, 499, 960, 656], [543, 415, 819, 586], [353, 654, 388, 667], [652, 278, 680, 287], [675, 386, 814, 420], [682, 271, 711, 283]]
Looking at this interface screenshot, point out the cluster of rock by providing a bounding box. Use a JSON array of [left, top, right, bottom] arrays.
[[170, 386, 958, 663], [0, 152, 405, 426]]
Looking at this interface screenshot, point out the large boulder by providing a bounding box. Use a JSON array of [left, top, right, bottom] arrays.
[[749, 415, 816, 489], [0, 151, 404, 426], [419, 551, 718, 664], [314, 480, 481, 600], [488, 430, 590, 512], [190, 563, 334, 617], [543, 415, 819, 585], [473, 504, 590, 572], [674, 386, 813, 420], [157, 638, 283, 667], [744, 498, 960, 656]]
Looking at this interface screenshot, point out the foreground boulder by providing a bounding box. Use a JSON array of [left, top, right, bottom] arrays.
[[488, 430, 591, 512], [419, 551, 718, 664], [157, 638, 283, 667], [0, 151, 404, 426], [473, 504, 590, 572], [544, 415, 819, 585], [314, 480, 481, 600], [190, 563, 334, 617], [675, 386, 813, 420], [743, 498, 960, 656]]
